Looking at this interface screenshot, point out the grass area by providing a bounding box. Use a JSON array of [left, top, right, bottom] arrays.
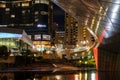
[[69, 58, 96, 68]]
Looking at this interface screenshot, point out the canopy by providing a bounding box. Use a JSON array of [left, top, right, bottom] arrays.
[[0, 27, 33, 47]]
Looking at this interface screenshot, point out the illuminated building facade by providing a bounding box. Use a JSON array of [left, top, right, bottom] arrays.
[[54, 31, 65, 50], [0, 27, 33, 51], [0, 0, 53, 51], [64, 13, 78, 48], [64, 13, 93, 49], [32, 0, 53, 51]]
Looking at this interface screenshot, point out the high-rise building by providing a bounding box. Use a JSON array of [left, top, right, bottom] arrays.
[[64, 13, 93, 49], [32, 0, 53, 51], [64, 13, 78, 49], [0, 0, 34, 26], [0, 0, 53, 51]]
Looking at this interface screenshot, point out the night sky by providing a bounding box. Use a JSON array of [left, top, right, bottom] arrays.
[[53, 3, 65, 31]]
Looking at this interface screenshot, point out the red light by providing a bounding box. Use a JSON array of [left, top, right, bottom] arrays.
[[54, 22, 59, 27]]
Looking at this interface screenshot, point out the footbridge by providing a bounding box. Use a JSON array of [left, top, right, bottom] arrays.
[[52, 0, 120, 71]]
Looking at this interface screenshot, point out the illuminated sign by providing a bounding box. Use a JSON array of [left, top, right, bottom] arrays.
[[0, 32, 22, 38], [37, 24, 46, 28]]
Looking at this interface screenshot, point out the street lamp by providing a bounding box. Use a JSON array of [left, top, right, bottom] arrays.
[[85, 61, 88, 68]]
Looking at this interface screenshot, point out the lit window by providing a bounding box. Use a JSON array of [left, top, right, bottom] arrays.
[[40, 0, 49, 4], [22, 10, 26, 14], [5, 8, 10, 11], [35, 11, 39, 15], [11, 15, 15, 18], [76, 23, 78, 26], [35, 19, 38, 22], [35, 0, 40, 3], [10, 24, 14, 26], [42, 35, 50, 40], [17, 3, 21, 6], [35, 35, 41, 40], [40, 11, 48, 15], [0, 4, 6, 8], [34, 0, 49, 4], [22, 2, 29, 7]]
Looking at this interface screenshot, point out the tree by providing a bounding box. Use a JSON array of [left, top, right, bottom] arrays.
[[0, 45, 9, 59]]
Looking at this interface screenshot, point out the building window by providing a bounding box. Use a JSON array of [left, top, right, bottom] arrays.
[[0, 4, 6, 8], [35, 0, 40, 3], [42, 34, 50, 40], [35, 11, 39, 15], [11, 15, 15, 18], [5, 8, 10, 11], [34, 35, 41, 40], [35, 0, 49, 4], [10, 24, 14, 26], [40, 11, 48, 15], [0, 3, 6, 8], [22, 10, 26, 14], [35, 19, 38, 22], [22, 2, 29, 7], [41, 0, 49, 4]]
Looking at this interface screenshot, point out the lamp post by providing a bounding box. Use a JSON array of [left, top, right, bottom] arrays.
[[85, 61, 88, 69]]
